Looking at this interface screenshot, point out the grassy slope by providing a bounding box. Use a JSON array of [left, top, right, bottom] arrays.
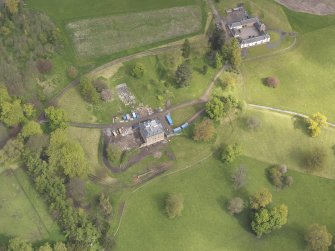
[[240, 9, 335, 121], [219, 108, 335, 179], [0, 169, 63, 242], [115, 155, 335, 251]]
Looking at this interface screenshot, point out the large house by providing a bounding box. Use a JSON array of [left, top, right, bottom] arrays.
[[226, 7, 270, 48], [139, 119, 165, 146]]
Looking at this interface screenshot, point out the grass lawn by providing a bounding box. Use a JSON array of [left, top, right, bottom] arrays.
[[58, 87, 97, 123], [218, 108, 335, 179], [239, 10, 335, 121], [115, 155, 335, 251], [0, 169, 63, 243]]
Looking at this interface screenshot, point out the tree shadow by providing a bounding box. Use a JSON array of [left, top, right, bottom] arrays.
[[153, 192, 169, 216], [292, 115, 309, 136]]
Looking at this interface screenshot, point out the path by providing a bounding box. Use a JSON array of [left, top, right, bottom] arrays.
[[248, 104, 335, 127], [69, 66, 227, 129]]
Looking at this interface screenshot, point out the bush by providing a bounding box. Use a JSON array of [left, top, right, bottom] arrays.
[[67, 66, 78, 79], [101, 89, 112, 102], [227, 197, 244, 215], [305, 147, 328, 173], [231, 166, 247, 190], [36, 59, 53, 74], [264, 77, 280, 88], [130, 63, 144, 78], [166, 193, 184, 219], [93, 78, 108, 93], [268, 164, 291, 189], [246, 116, 262, 131]]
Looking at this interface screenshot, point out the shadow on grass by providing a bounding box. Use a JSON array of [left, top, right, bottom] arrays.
[[153, 192, 169, 217], [292, 115, 309, 136]]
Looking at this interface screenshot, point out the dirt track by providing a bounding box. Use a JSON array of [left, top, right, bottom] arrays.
[[276, 0, 335, 15]]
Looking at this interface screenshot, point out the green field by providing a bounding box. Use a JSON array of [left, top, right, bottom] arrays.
[[0, 169, 63, 243], [219, 108, 335, 179], [67, 6, 202, 59], [115, 155, 335, 251], [27, 0, 204, 65], [239, 9, 335, 121]]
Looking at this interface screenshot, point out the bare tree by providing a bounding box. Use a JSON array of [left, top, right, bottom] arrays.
[[231, 166, 247, 190]]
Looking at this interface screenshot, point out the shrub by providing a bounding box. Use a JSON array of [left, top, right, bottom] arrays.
[[93, 78, 108, 93], [305, 147, 328, 173], [246, 116, 261, 131], [249, 188, 272, 210], [101, 89, 113, 102], [36, 59, 53, 74], [231, 166, 247, 190], [264, 77, 280, 88], [99, 193, 113, 217], [227, 197, 244, 215], [283, 176, 294, 188], [166, 193, 184, 219], [67, 65, 78, 79], [130, 63, 144, 78], [306, 112, 327, 137]]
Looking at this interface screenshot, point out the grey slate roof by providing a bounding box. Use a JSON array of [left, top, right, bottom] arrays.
[[241, 34, 270, 44], [139, 120, 164, 139]]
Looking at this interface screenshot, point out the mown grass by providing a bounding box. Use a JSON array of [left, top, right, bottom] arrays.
[[218, 108, 335, 179], [0, 169, 63, 242], [171, 104, 204, 126], [115, 155, 335, 251], [240, 23, 335, 121]]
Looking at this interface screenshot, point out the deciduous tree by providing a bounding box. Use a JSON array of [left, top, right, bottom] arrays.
[[5, 0, 20, 15], [21, 121, 42, 139], [181, 39, 191, 58], [249, 188, 272, 210], [193, 119, 215, 142], [205, 96, 224, 121], [8, 237, 32, 251], [230, 38, 241, 69], [251, 204, 288, 237], [305, 147, 328, 173], [305, 224, 332, 251], [166, 193, 184, 219], [227, 197, 244, 215], [306, 112, 327, 137], [44, 106, 67, 131], [221, 143, 243, 164], [231, 166, 247, 190]]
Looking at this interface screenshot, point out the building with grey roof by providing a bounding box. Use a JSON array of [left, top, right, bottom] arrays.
[[139, 119, 165, 146], [226, 6, 270, 48]]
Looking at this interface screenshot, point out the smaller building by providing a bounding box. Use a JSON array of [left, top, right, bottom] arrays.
[[139, 119, 165, 146]]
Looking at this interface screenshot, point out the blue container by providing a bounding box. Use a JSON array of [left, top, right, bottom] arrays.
[[173, 127, 182, 133], [165, 114, 174, 125], [181, 123, 189, 129]]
